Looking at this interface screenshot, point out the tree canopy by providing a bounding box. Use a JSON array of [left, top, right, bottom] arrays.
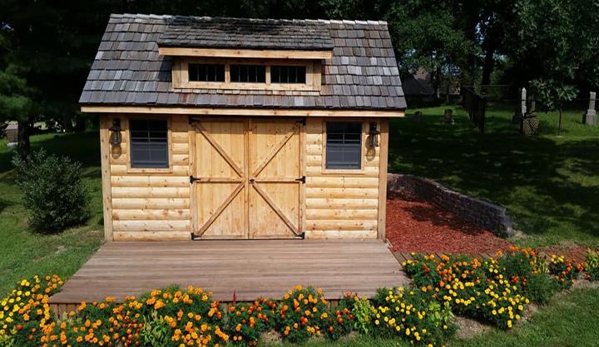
[[1, 0, 597, 153]]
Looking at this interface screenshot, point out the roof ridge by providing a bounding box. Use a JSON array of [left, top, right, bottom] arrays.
[[109, 13, 388, 26]]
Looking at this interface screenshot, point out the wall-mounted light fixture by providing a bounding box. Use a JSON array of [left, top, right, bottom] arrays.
[[109, 118, 122, 146], [367, 122, 380, 148]]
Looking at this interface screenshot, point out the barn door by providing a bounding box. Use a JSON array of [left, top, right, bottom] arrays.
[[192, 119, 247, 239], [191, 118, 303, 239], [248, 119, 303, 238]]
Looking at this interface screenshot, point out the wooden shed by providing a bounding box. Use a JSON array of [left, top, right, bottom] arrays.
[[81, 14, 406, 242]]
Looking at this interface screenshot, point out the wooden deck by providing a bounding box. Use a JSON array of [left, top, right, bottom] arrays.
[[49, 240, 407, 314]]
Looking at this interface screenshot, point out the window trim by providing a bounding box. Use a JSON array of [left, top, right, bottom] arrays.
[[125, 116, 173, 174], [173, 58, 321, 91], [322, 120, 366, 174]]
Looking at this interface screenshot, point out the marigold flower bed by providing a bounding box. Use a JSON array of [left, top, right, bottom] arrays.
[[1, 247, 595, 347], [386, 198, 511, 254]]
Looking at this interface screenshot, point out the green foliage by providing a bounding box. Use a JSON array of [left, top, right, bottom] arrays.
[[140, 312, 173, 346], [548, 255, 583, 290], [343, 295, 376, 335], [585, 249, 599, 282], [226, 298, 276, 346], [275, 286, 339, 343], [371, 287, 454, 345], [531, 80, 578, 112], [525, 272, 558, 305], [12, 148, 90, 232], [404, 253, 530, 329]]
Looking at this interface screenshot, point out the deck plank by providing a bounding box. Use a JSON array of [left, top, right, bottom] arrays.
[[49, 240, 407, 305]]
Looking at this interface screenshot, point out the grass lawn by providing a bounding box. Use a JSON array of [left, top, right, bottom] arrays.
[[389, 105, 599, 247], [0, 132, 104, 296]]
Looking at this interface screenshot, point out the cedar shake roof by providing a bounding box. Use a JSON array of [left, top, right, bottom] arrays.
[[158, 16, 334, 51], [80, 14, 407, 110]]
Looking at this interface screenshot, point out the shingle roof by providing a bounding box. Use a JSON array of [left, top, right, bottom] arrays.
[[80, 14, 406, 110], [158, 16, 334, 50]]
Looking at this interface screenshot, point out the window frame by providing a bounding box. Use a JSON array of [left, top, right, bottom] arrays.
[[188, 63, 226, 82], [322, 120, 366, 173], [173, 58, 320, 91], [126, 117, 173, 174]]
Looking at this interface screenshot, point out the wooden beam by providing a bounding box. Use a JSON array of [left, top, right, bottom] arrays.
[[159, 47, 333, 60], [81, 106, 405, 118], [377, 118, 389, 240], [99, 116, 114, 241]]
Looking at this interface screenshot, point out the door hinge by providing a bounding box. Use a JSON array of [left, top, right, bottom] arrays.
[[190, 232, 196, 240], [295, 176, 306, 184], [190, 175, 200, 184], [296, 118, 306, 126]]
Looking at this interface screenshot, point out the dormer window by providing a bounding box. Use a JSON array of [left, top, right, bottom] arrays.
[[188, 63, 225, 82], [271, 65, 306, 84], [172, 58, 322, 91], [230, 64, 266, 83]]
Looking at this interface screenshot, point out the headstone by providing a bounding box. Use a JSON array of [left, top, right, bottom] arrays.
[[6, 123, 18, 148], [583, 91, 597, 126], [521, 98, 539, 136], [521, 88, 527, 116], [443, 109, 454, 124]]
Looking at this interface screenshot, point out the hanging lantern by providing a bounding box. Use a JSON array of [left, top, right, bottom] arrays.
[[367, 122, 380, 148], [109, 118, 122, 146]]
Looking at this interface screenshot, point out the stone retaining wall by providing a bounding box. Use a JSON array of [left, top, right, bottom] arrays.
[[387, 173, 514, 237]]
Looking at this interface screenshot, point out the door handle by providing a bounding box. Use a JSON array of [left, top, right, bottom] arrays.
[[249, 178, 255, 184]]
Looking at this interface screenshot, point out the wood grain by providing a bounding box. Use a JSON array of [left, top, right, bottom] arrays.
[[48, 240, 408, 307]]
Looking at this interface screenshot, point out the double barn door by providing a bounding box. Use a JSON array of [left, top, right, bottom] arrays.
[[191, 118, 303, 239]]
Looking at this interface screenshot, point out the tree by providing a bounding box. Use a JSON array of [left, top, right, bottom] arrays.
[[506, 0, 598, 133]]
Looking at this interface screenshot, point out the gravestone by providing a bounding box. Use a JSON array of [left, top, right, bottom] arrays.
[[520, 88, 539, 135], [6, 123, 18, 148], [521, 100, 539, 135], [583, 92, 597, 126], [443, 109, 454, 124]]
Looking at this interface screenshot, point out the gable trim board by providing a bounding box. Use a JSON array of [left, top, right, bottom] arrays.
[[82, 106, 405, 118], [159, 48, 333, 60]]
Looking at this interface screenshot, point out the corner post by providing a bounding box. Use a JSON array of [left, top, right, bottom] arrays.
[[377, 118, 389, 240], [99, 115, 114, 241]]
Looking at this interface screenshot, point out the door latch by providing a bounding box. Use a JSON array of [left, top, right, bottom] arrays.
[[295, 176, 306, 184]]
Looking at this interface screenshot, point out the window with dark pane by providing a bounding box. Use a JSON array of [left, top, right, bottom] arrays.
[[188, 63, 225, 82], [230, 64, 266, 83], [130, 119, 169, 168], [271, 65, 307, 84], [325, 122, 362, 170]]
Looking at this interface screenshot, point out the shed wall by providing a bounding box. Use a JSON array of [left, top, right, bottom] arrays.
[[103, 114, 192, 241], [101, 114, 387, 241], [304, 118, 383, 239]]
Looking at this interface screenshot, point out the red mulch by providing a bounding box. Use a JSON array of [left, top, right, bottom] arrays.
[[386, 198, 512, 254]]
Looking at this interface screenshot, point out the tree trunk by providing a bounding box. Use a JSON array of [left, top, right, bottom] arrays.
[[17, 118, 31, 158], [481, 45, 495, 86], [557, 105, 563, 135]]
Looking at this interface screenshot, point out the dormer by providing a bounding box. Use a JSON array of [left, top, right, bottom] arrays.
[[157, 17, 333, 92]]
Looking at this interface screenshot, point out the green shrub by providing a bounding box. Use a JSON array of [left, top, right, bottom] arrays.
[[371, 287, 454, 346], [342, 294, 376, 335], [585, 249, 599, 281], [275, 286, 351, 343], [496, 247, 546, 289], [549, 255, 583, 290], [226, 298, 276, 346], [12, 149, 90, 232], [525, 273, 558, 305], [404, 253, 530, 329]]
